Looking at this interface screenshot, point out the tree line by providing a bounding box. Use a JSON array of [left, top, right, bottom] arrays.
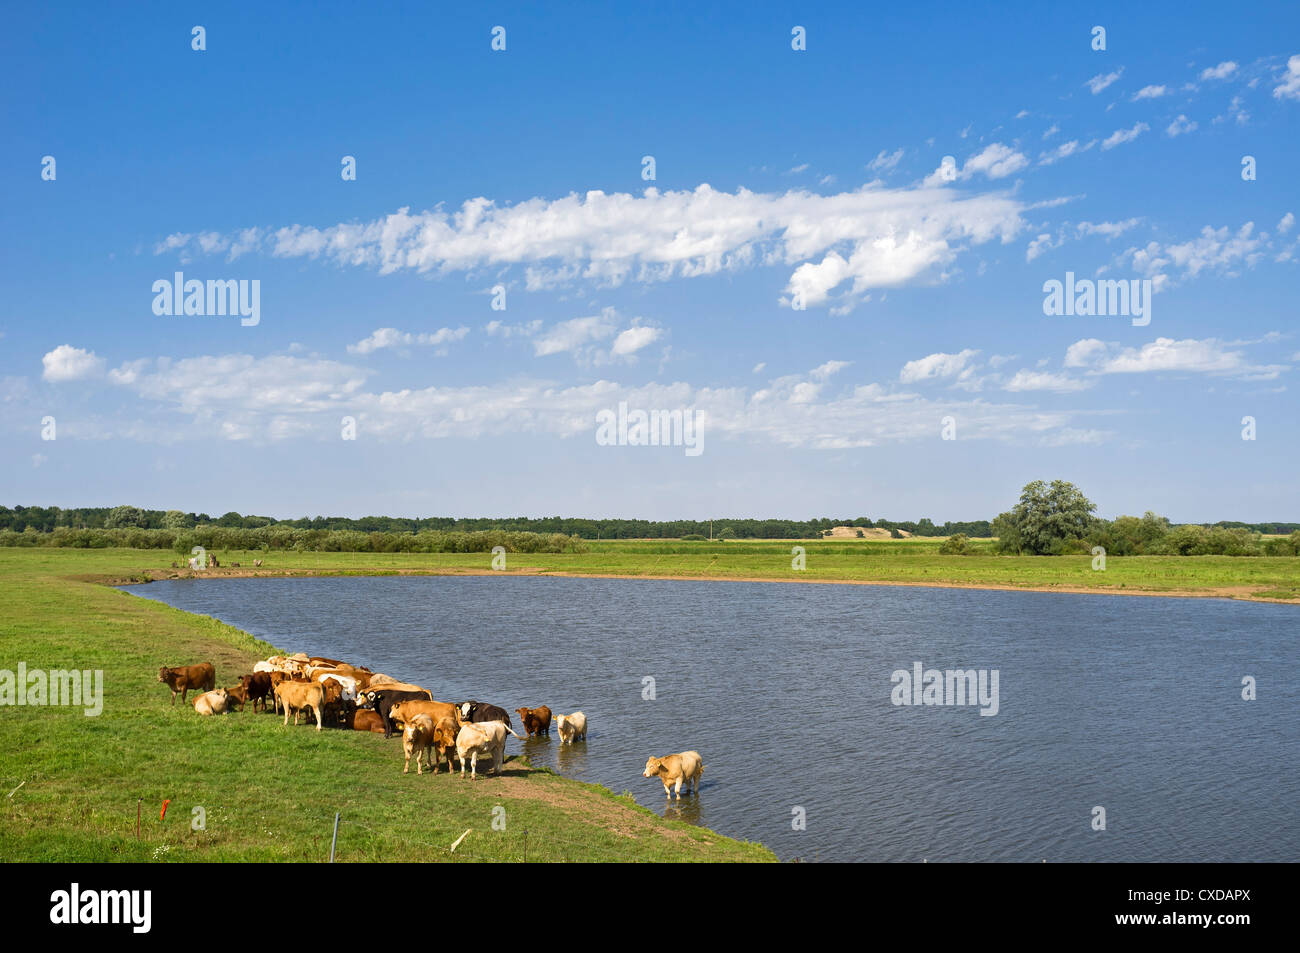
[[0, 505, 999, 539], [2, 491, 1297, 555]]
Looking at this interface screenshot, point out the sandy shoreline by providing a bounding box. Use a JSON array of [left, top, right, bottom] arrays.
[[100, 565, 1299, 604]]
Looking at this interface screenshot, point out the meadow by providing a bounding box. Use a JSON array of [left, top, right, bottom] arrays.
[[0, 548, 775, 862], [61, 536, 1300, 602]]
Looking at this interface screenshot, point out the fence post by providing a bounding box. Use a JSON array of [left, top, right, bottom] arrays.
[[523, 828, 528, 863], [329, 812, 340, 863]]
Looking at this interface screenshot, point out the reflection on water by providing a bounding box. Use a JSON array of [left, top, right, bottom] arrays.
[[126, 575, 1300, 862]]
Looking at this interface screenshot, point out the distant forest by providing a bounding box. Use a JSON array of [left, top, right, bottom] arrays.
[[2, 505, 1297, 540]]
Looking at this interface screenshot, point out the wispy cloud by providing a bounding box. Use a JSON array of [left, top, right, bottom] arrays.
[[1085, 68, 1124, 94], [347, 326, 469, 355], [1102, 122, 1149, 150]]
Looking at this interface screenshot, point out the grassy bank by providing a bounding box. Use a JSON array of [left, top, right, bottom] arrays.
[[0, 549, 775, 862]]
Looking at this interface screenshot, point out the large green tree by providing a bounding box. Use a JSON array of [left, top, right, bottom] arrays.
[[103, 505, 145, 529], [993, 480, 1098, 555]]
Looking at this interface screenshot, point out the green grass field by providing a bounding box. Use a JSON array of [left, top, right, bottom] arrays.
[[47, 537, 1294, 601], [0, 549, 775, 862]]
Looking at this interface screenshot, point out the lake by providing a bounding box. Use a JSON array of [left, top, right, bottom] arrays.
[[124, 575, 1300, 862]]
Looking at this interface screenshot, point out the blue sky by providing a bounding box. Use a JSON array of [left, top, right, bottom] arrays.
[[3, 1, 1298, 521]]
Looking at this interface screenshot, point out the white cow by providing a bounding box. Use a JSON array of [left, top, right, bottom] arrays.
[[455, 720, 523, 779], [554, 711, 588, 744]]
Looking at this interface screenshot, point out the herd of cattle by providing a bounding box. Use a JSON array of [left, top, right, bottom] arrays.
[[157, 656, 704, 796]]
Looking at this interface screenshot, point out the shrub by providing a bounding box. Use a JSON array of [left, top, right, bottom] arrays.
[[938, 533, 969, 555]]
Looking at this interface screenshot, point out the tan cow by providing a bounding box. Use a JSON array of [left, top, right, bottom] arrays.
[[455, 720, 522, 779], [555, 711, 587, 744], [366, 676, 429, 695], [275, 680, 327, 731], [402, 714, 437, 775], [430, 716, 459, 774], [193, 688, 230, 716], [389, 699, 459, 731], [643, 751, 704, 799], [268, 670, 308, 714]]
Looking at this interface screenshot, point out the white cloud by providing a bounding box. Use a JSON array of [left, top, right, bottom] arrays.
[[1003, 369, 1092, 392], [1132, 84, 1167, 100], [1077, 218, 1141, 239], [156, 182, 1028, 314], [110, 354, 369, 421], [867, 148, 905, 172], [1278, 212, 1295, 234], [1085, 68, 1124, 94], [1064, 337, 1286, 380], [534, 313, 617, 357], [88, 353, 1091, 449], [921, 156, 958, 187], [1064, 339, 1111, 368], [1102, 122, 1149, 150], [922, 143, 1028, 188], [1166, 114, 1198, 137], [1042, 124, 1059, 139], [1040, 428, 1110, 446], [1200, 61, 1238, 81], [786, 163, 810, 174], [752, 362, 766, 374], [347, 326, 469, 355], [1123, 222, 1266, 288], [1274, 54, 1300, 101], [810, 360, 851, 380], [959, 143, 1029, 179], [484, 319, 542, 338], [42, 345, 105, 382], [609, 325, 662, 357], [1028, 219, 1139, 262], [1214, 95, 1249, 125], [1038, 139, 1097, 166], [1026, 232, 1060, 262], [899, 349, 980, 383]]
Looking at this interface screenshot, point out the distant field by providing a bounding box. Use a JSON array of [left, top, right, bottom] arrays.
[[26, 539, 1300, 602], [0, 549, 775, 862]]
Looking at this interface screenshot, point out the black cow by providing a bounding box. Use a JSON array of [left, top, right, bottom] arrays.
[[359, 689, 432, 738], [459, 700, 513, 730]]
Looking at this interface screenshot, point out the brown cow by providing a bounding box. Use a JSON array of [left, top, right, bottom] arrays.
[[237, 672, 273, 713], [158, 663, 215, 706], [225, 683, 249, 712], [345, 709, 387, 734], [516, 706, 552, 737], [319, 679, 354, 727]]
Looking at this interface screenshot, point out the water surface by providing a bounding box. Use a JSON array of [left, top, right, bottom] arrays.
[[126, 575, 1299, 862]]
